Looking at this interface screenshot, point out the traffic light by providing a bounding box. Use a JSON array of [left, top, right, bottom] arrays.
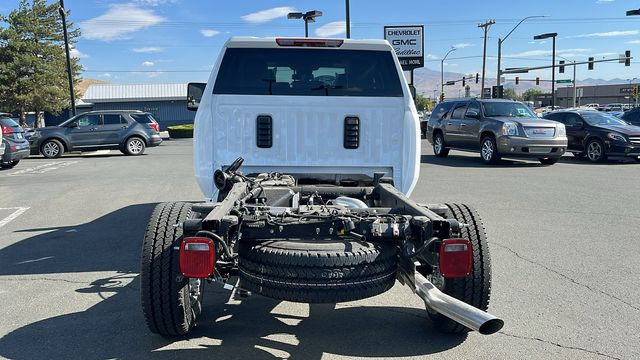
[[492, 85, 504, 99], [633, 86, 638, 98], [462, 77, 466, 87], [440, 92, 445, 102], [535, 77, 540, 85], [588, 57, 594, 70], [475, 73, 479, 84], [515, 76, 519, 85], [559, 60, 565, 74], [625, 50, 631, 67]]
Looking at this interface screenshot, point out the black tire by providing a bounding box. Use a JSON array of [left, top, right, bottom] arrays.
[[538, 157, 559, 165], [572, 152, 586, 158], [238, 239, 398, 303], [41, 139, 64, 159], [480, 136, 500, 164], [140, 202, 203, 336], [124, 136, 146, 156], [433, 132, 449, 158], [0, 160, 19, 169], [586, 139, 607, 163], [427, 203, 492, 333]]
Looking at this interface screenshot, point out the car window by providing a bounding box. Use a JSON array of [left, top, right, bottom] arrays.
[[564, 113, 583, 127], [131, 114, 157, 124], [581, 111, 629, 126], [466, 102, 480, 117], [103, 114, 124, 125], [74, 114, 100, 127], [451, 103, 468, 119], [430, 103, 453, 121], [543, 112, 563, 122], [621, 111, 640, 125], [213, 48, 403, 97], [483, 102, 536, 118]]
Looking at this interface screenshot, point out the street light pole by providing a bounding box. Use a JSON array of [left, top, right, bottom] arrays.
[[288, 10, 323, 38], [345, 0, 350, 39], [59, 0, 76, 117], [497, 15, 547, 88], [441, 47, 456, 101], [478, 20, 495, 99], [534, 32, 558, 108]]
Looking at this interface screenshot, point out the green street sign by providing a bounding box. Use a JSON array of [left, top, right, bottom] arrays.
[[556, 79, 572, 84]]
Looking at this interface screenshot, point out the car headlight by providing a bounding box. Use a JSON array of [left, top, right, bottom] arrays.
[[501, 122, 518, 136], [607, 132, 626, 142], [556, 124, 566, 137]]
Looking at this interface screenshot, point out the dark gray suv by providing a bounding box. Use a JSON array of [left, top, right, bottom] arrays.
[[426, 99, 568, 165], [29, 110, 162, 158]]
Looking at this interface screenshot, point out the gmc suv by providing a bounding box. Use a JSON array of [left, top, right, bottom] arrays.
[[29, 110, 162, 158], [426, 99, 567, 165]]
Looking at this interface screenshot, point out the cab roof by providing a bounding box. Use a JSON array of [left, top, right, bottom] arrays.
[[224, 37, 394, 51]]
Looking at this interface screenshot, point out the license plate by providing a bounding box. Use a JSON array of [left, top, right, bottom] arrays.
[[529, 147, 552, 153]]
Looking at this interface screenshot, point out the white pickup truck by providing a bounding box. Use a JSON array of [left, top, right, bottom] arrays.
[[140, 37, 502, 338]]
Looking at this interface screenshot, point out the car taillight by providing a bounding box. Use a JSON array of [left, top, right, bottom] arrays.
[[276, 38, 344, 47], [148, 123, 160, 132], [439, 239, 472, 278], [179, 237, 215, 278], [1, 125, 14, 134]]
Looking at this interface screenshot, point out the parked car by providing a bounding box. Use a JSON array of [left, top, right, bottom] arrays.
[[620, 107, 640, 126], [543, 110, 640, 162], [426, 99, 568, 165], [584, 103, 600, 109], [1, 116, 30, 169], [29, 110, 162, 158]]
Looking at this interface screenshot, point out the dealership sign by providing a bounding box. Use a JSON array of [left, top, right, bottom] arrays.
[[384, 25, 424, 70]]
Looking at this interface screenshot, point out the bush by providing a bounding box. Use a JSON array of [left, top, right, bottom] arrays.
[[167, 124, 194, 138]]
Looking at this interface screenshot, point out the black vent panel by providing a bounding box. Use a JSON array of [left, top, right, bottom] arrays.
[[256, 115, 272, 148], [344, 117, 360, 149]]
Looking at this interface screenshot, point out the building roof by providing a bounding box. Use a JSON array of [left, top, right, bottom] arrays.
[[82, 83, 187, 103]]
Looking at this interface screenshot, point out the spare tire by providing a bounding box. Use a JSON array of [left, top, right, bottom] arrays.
[[238, 239, 398, 303]]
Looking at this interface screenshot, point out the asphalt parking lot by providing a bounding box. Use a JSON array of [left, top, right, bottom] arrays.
[[1, 140, 639, 360]]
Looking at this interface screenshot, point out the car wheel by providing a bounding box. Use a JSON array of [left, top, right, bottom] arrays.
[[0, 160, 19, 169], [538, 157, 559, 165], [433, 133, 449, 158], [41, 139, 64, 159], [124, 137, 146, 156], [480, 136, 500, 164], [572, 152, 586, 158], [586, 139, 607, 163]]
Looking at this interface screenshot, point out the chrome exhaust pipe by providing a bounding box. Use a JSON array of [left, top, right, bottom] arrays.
[[414, 272, 504, 335]]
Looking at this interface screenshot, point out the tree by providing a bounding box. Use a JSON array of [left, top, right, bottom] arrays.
[[0, 0, 83, 127], [414, 94, 433, 111], [522, 88, 543, 102], [502, 88, 521, 101]]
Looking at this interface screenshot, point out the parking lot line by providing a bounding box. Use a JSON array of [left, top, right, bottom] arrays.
[[7, 161, 77, 176], [0, 207, 29, 229]]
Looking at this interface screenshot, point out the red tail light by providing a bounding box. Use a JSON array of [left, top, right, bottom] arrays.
[[148, 123, 160, 132], [276, 38, 344, 47], [1, 125, 14, 134], [179, 237, 215, 278], [439, 239, 472, 278]]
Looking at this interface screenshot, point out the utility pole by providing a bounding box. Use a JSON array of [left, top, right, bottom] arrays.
[[345, 0, 350, 39], [478, 20, 495, 99], [59, 0, 76, 117]]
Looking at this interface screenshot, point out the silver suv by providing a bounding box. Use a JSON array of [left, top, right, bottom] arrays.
[[426, 99, 568, 165]]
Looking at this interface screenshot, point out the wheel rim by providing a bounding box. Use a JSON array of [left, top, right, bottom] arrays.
[[128, 139, 144, 154], [482, 140, 494, 160], [43, 142, 59, 157], [587, 141, 602, 161], [434, 136, 443, 154]]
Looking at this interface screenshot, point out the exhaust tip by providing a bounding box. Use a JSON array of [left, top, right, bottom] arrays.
[[478, 318, 504, 335]]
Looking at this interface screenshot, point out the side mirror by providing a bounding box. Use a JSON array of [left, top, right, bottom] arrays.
[[573, 121, 584, 128], [466, 110, 479, 119], [187, 82, 206, 111], [409, 84, 416, 100]]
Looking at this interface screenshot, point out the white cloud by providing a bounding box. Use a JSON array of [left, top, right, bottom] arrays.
[[142, 61, 154, 67], [132, 47, 165, 53], [506, 48, 592, 57], [98, 73, 111, 78], [69, 48, 88, 59], [80, 4, 165, 41], [147, 71, 164, 78], [593, 52, 617, 56], [200, 29, 220, 37], [426, 54, 439, 60], [241, 7, 296, 24], [135, 0, 177, 5], [528, 40, 547, 45], [453, 43, 474, 49], [314, 21, 346, 37], [567, 30, 638, 39], [596, 0, 614, 3], [627, 40, 640, 44]]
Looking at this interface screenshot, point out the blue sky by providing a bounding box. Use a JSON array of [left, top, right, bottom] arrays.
[[3, 0, 640, 84]]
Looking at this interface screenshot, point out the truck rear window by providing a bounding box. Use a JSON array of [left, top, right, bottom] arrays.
[[213, 48, 403, 97]]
